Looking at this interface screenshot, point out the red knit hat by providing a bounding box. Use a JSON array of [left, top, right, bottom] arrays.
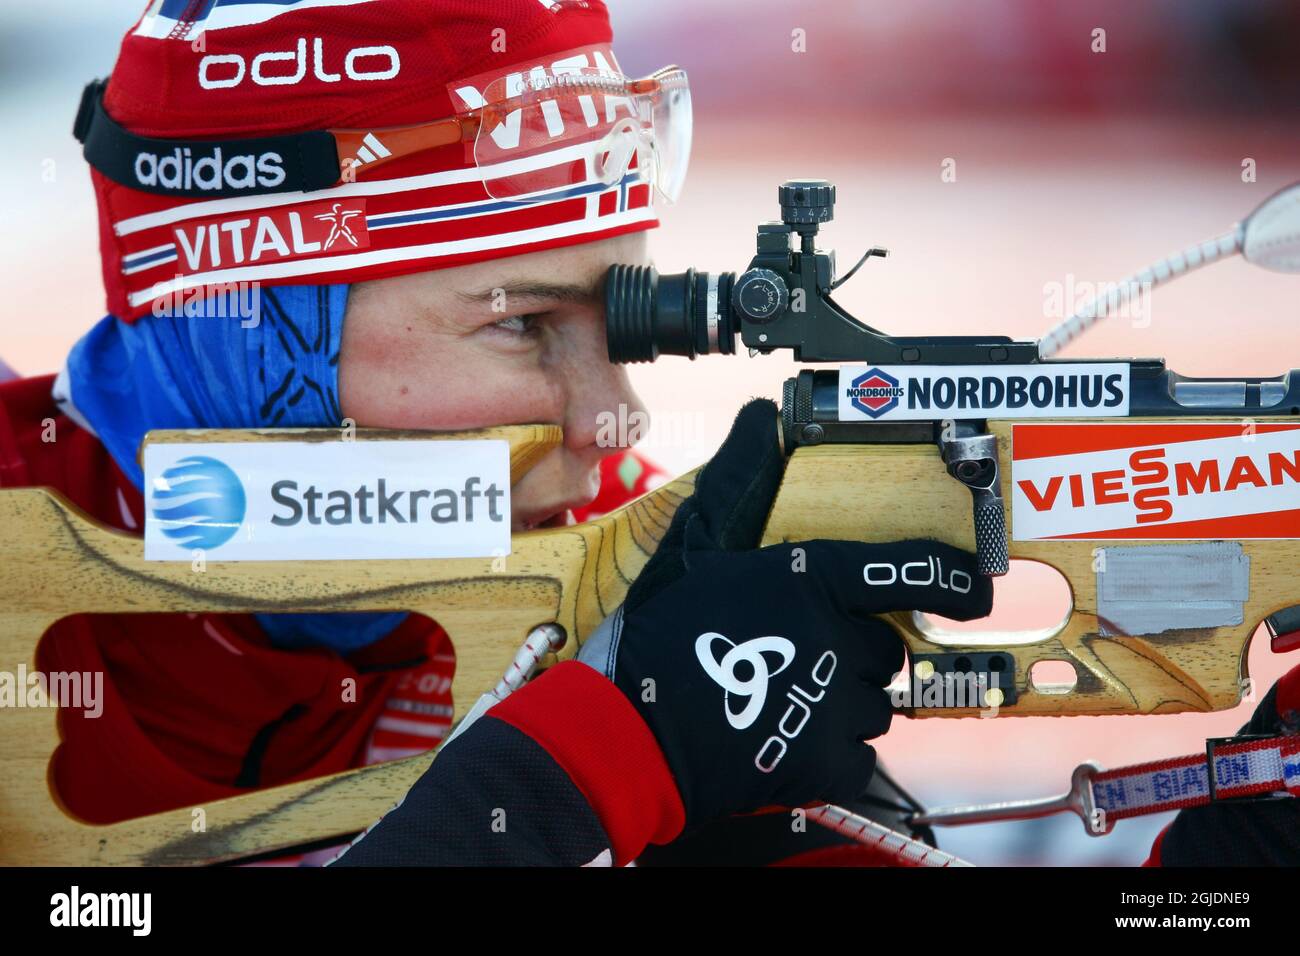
[[78, 0, 668, 320]]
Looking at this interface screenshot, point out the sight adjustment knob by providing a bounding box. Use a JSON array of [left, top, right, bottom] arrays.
[[779, 180, 836, 226], [732, 268, 789, 323]]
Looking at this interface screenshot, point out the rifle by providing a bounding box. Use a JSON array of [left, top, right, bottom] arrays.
[[1, 179, 1297, 864]]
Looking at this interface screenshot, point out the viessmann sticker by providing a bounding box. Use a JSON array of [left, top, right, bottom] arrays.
[[837, 364, 1129, 421], [1011, 423, 1300, 540], [143, 440, 511, 561]]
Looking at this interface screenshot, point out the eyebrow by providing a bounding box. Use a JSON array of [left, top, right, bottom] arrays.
[[455, 278, 603, 308]]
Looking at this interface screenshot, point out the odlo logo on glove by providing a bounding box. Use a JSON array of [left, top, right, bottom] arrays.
[[581, 399, 993, 827], [695, 633, 837, 773]]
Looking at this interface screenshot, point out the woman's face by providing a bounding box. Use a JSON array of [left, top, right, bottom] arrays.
[[338, 232, 650, 532]]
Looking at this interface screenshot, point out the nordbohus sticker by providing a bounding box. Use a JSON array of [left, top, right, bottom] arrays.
[[1011, 423, 1300, 540], [838, 364, 1130, 421], [143, 440, 511, 561]]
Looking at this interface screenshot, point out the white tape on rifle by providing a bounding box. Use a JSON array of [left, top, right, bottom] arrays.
[[1095, 543, 1249, 637]]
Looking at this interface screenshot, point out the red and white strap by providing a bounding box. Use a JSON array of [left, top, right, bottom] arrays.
[[807, 803, 973, 867], [1092, 734, 1300, 821]]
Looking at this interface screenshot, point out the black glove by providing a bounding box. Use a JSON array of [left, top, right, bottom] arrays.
[[1157, 663, 1300, 865], [579, 399, 993, 829]]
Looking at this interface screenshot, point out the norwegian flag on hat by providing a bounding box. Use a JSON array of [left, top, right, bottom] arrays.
[[87, 0, 659, 320]]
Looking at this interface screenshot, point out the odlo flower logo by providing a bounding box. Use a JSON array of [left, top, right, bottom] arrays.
[[695, 633, 796, 730], [696, 632, 838, 773], [149, 456, 246, 550]]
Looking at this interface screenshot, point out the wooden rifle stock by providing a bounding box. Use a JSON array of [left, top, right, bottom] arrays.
[[0, 418, 1286, 864]]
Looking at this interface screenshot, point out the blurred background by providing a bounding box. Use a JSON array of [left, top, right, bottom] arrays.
[[3, 0, 1299, 865]]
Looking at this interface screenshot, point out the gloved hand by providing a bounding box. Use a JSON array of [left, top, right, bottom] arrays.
[[579, 399, 993, 829], [1156, 661, 1300, 865]]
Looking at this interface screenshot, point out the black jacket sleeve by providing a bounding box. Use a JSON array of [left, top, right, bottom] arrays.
[[332, 714, 613, 866]]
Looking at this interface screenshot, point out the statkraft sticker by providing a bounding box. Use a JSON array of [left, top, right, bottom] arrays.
[[838, 364, 1129, 421], [143, 440, 510, 561], [1011, 423, 1300, 540]]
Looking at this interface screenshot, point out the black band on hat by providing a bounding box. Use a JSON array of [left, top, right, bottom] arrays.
[[74, 80, 341, 199]]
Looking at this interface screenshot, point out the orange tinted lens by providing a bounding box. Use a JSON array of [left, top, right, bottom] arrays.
[[475, 70, 651, 200]]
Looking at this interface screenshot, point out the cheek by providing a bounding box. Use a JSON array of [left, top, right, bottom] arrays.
[[445, 367, 567, 431], [339, 323, 439, 426], [340, 323, 567, 430]]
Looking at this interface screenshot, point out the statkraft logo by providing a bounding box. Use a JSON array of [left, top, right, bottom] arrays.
[[148, 456, 246, 550], [846, 368, 905, 419], [143, 439, 511, 562]]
